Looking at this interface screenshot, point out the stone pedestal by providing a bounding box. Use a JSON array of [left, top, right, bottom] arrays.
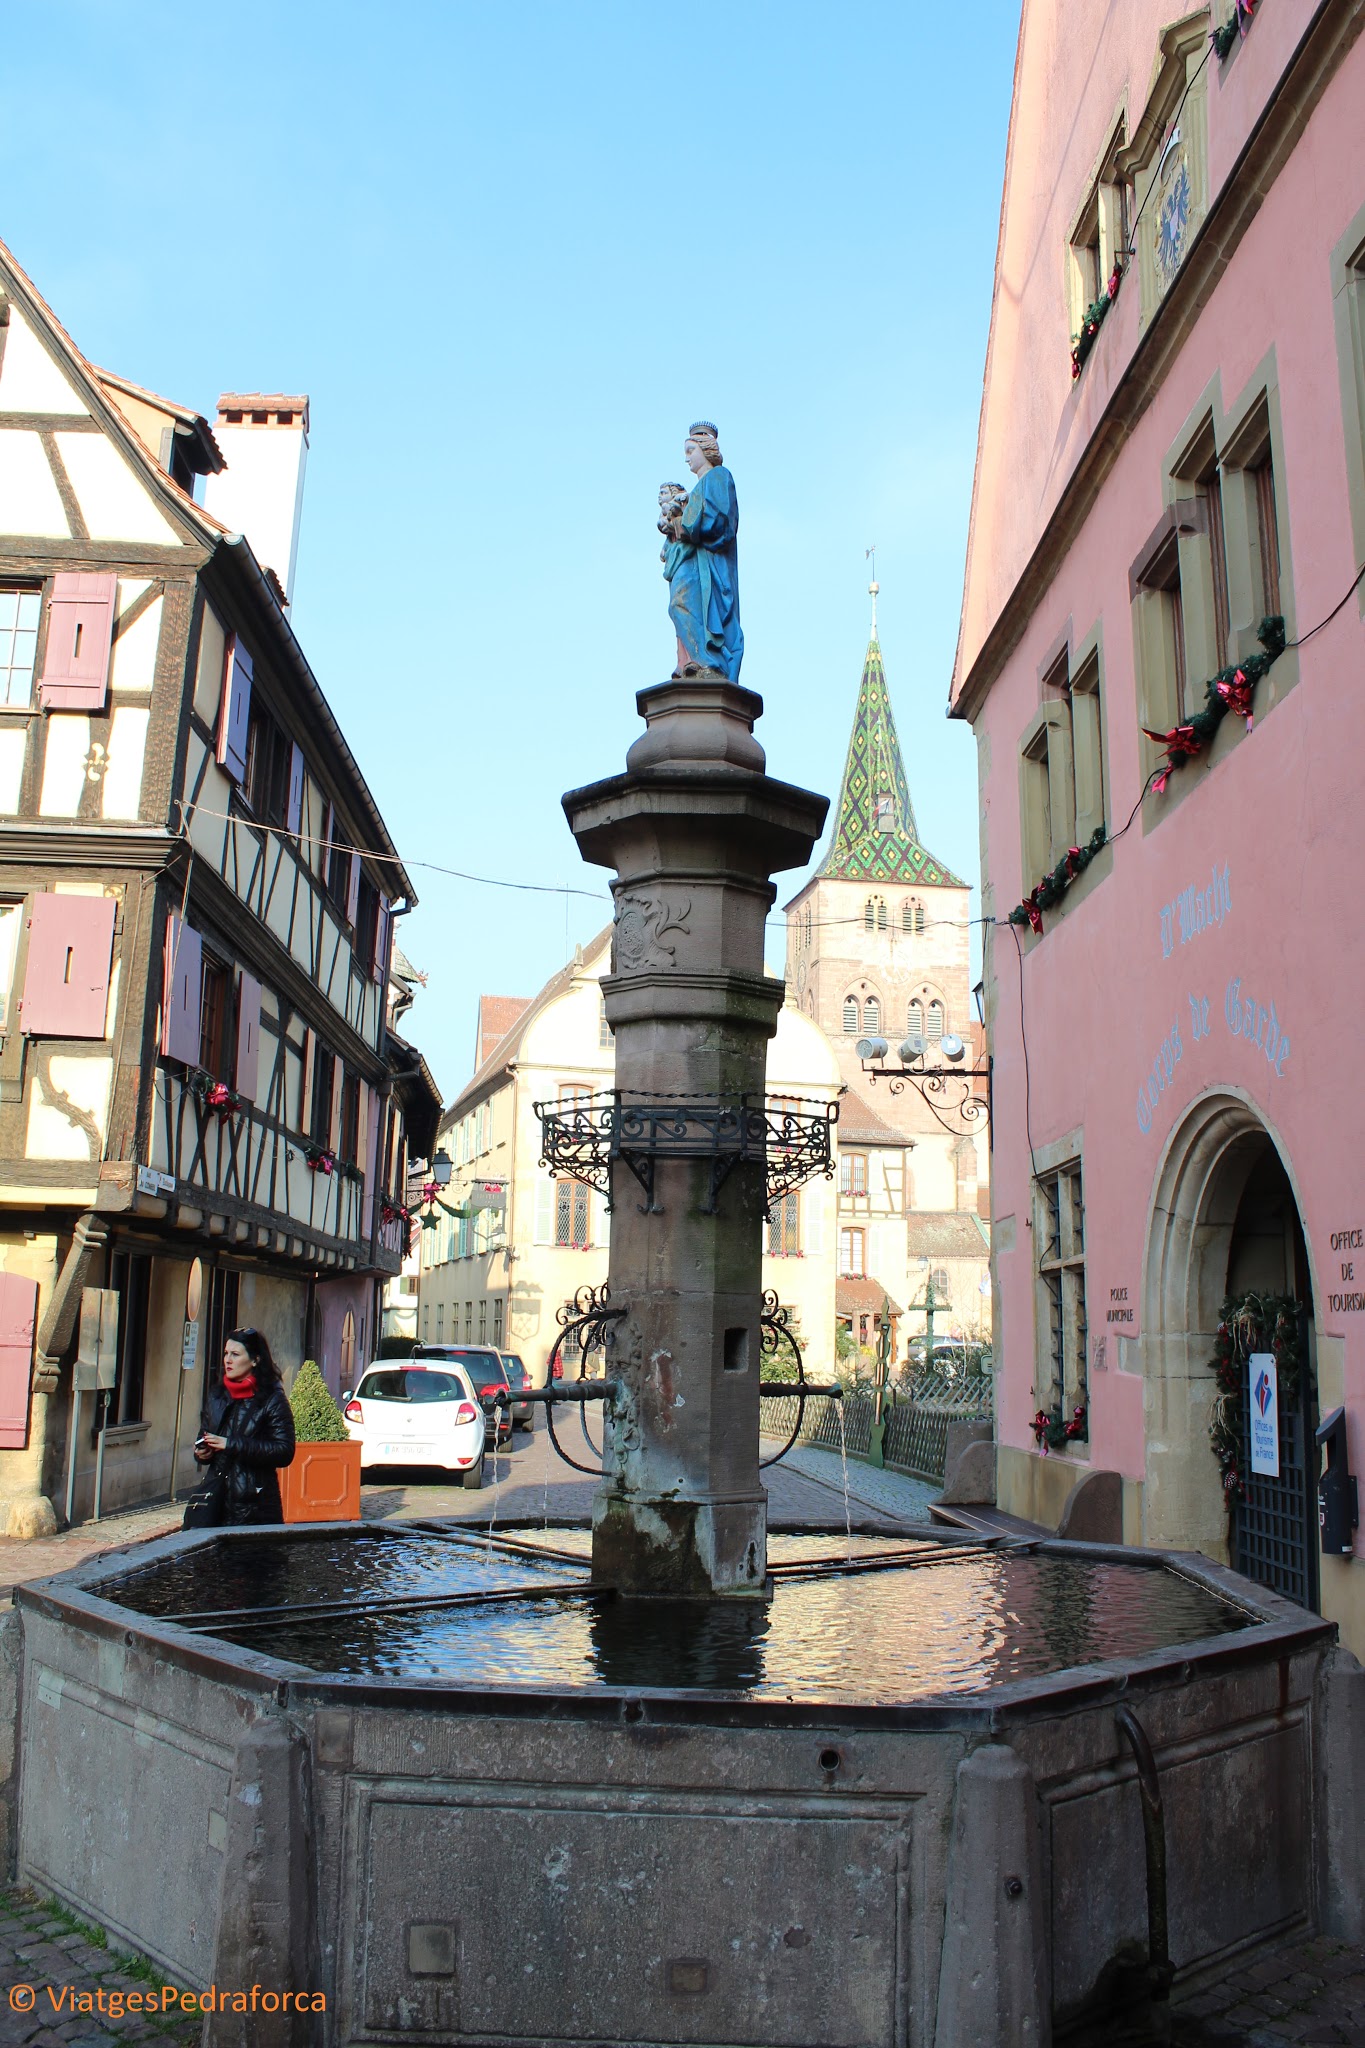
[[563, 677, 826, 1596]]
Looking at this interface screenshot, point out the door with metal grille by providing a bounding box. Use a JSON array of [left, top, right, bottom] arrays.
[[1232, 1339, 1318, 1611]]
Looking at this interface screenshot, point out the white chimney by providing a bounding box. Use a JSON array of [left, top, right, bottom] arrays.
[[202, 393, 310, 604]]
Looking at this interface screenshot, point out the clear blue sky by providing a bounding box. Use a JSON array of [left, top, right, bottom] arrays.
[[4, 2, 1019, 1102]]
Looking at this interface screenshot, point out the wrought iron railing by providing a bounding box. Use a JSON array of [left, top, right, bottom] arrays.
[[761, 1369, 994, 1484], [533, 1091, 838, 1218]]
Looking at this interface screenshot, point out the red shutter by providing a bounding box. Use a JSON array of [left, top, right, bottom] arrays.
[[18, 893, 117, 1038], [217, 632, 253, 782], [346, 852, 361, 928], [235, 971, 262, 1102], [361, 1085, 381, 1238], [160, 915, 203, 1062], [371, 895, 390, 986], [0, 1273, 38, 1449], [287, 743, 305, 837], [38, 573, 117, 712]]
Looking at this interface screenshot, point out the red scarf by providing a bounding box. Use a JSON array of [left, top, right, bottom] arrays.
[[225, 1373, 258, 1401]]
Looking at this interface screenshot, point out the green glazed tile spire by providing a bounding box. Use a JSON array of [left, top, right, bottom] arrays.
[[816, 634, 964, 884]]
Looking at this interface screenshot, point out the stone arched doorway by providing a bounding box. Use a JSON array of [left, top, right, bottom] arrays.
[[1142, 1090, 1316, 1595]]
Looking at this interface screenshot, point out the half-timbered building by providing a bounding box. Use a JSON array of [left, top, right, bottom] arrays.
[[0, 238, 438, 1533]]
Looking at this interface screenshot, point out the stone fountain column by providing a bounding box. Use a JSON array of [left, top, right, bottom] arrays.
[[563, 676, 827, 1597]]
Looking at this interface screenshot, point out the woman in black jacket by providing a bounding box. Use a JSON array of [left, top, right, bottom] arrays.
[[190, 1328, 296, 1526]]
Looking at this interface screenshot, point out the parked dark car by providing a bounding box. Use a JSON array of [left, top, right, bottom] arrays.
[[498, 1352, 535, 1430], [411, 1346, 513, 1439]]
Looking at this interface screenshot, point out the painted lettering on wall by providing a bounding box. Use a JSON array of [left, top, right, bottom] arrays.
[[1160, 862, 1231, 959], [1136, 1018, 1184, 1133], [1106, 1285, 1135, 1325], [1328, 1229, 1365, 1312], [1225, 976, 1290, 1076], [1188, 992, 1212, 1041]]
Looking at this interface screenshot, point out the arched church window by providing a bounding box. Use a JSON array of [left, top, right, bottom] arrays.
[[903, 897, 925, 935], [927, 1001, 945, 1044], [864, 895, 887, 932], [907, 999, 924, 1044], [842, 996, 860, 1035], [863, 995, 881, 1035]]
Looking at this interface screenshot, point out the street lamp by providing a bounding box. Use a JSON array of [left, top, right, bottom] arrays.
[[431, 1148, 452, 1188]]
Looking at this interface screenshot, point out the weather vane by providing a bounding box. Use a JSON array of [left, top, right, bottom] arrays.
[[865, 544, 879, 635]]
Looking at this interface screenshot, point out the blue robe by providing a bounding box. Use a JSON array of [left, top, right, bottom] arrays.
[[664, 465, 743, 680]]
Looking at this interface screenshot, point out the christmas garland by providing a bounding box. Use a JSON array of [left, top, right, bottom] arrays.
[[1032, 1401, 1088, 1453], [1212, 0, 1256, 61], [1207, 1290, 1302, 1506], [1009, 825, 1108, 934], [1071, 263, 1124, 379], [1143, 615, 1285, 793]]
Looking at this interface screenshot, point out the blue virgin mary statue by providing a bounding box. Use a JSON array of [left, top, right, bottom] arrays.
[[660, 421, 744, 681]]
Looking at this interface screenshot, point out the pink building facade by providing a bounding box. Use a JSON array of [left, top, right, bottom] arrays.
[[954, 2, 1365, 1657]]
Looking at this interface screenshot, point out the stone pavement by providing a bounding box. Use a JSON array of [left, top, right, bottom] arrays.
[[0, 1505, 182, 1607], [0, 1888, 200, 2045], [1169, 1931, 1365, 2045]]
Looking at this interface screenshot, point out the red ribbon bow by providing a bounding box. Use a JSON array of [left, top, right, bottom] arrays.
[[1143, 723, 1202, 794], [1024, 889, 1044, 933], [1217, 667, 1255, 730]]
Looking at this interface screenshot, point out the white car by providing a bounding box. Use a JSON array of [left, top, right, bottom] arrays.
[[343, 1361, 487, 1486]]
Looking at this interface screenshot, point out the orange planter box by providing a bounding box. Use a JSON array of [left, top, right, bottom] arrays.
[[280, 1440, 362, 1523]]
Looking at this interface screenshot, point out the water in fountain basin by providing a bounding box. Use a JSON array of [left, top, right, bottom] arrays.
[[99, 1534, 1253, 1704], [835, 1397, 852, 1554]]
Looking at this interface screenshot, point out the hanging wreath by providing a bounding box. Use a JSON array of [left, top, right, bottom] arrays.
[[1032, 1402, 1088, 1453], [1009, 824, 1108, 933], [1071, 263, 1124, 379], [1144, 615, 1285, 792], [1212, 0, 1256, 61], [1207, 1290, 1303, 1506]]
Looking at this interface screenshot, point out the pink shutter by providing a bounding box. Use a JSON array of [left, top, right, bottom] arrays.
[[0, 1273, 38, 1449], [216, 632, 253, 782], [235, 971, 262, 1102], [160, 915, 203, 1062], [38, 572, 117, 712], [371, 895, 390, 985], [286, 743, 305, 836], [346, 852, 361, 929], [18, 893, 117, 1038], [362, 1085, 381, 1238]]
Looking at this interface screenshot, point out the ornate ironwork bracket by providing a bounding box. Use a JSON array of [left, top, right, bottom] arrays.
[[533, 1093, 839, 1218], [859, 1054, 992, 1138], [756, 1289, 844, 1469]]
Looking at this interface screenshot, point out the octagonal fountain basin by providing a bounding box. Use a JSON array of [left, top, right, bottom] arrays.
[[11, 1521, 1353, 2048]]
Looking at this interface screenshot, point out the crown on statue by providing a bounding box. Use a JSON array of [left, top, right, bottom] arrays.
[[688, 420, 719, 439]]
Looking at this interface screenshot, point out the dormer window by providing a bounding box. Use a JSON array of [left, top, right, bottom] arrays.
[[874, 794, 894, 831]]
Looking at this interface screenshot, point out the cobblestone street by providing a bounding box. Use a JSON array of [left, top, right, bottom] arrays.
[[1171, 1933, 1365, 2046], [0, 1891, 200, 2047]]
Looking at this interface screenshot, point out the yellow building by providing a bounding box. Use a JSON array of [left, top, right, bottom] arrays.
[[419, 930, 842, 1383]]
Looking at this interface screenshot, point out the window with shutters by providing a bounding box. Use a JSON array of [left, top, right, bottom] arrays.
[[217, 633, 253, 781], [324, 812, 351, 912], [862, 995, 881, 1037], [436, 1303, 444, 1341], [840, 1152, 867, 1197], [478, 1301, 487, 1344], [340, 1070, 362, 1165], [767, 1191, 800, 1257], [38, 573, 117, 712], [1035, 1159, 1088, 1421], [555, 1177, 591, 1249], [244, 698, 293, 828], [907, 998, 925, 1045], [927, 1001, 945, 1045], [310, 1046, 337, 1144], [108, 1250, 151, 1427], [198, 955, 230, 1080], [599, 992, 613, 1048], [355, 875, 381, 975], [19, 893, 117, 1040], [930, 1267, 952, 1306], [864, 895, 887, 931], [902, 898, 925, 935], [1133, 524, 1187, 742], [493, 1297, 504, 1347], [0, 588, 41, 707], [464, 1302, 473, 1343], [839, 1228, 865, 1278], [0, 902, 22, 1032], [0, 1271, 38, 1449], [842, 996, 859, 1035]]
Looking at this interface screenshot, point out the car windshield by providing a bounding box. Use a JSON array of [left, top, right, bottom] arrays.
[[431, 1349, 508, 1387], [501, 1357, 528, 1388], [406, 1371, 471, 1404], [357, 1369, 471, 1404]]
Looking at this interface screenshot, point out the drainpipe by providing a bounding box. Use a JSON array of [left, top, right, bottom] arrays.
[[1115, 1705, 1174, 2015]]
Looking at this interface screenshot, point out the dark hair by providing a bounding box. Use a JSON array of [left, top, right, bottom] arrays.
[[225, 1327, 281, 1387]]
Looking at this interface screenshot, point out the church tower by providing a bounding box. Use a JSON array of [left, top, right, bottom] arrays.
[[785, 592, 972, 1102]]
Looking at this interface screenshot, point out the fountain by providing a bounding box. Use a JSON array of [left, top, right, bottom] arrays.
[[7, 428, 1363, 2046]]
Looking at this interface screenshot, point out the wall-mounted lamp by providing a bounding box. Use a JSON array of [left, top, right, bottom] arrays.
[[431, 1148, 453, 1188]]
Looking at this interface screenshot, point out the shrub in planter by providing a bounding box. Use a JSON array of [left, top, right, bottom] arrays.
[[282, 1358, 361, 1522]]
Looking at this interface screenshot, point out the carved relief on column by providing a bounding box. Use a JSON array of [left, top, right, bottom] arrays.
[[611, 892, 692, 974]]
